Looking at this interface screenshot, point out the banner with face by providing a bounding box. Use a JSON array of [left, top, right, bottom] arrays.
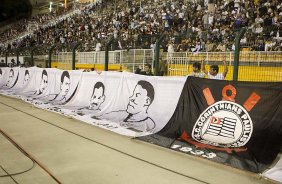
[[1, 68, 282, 183], [0, 69, 186, 137], [0, 67, 20, 89], [0, 67, 8, 88], [54, 71, 186, 136], [33, 70, 83, 107], [18, 68, 58, 102], [18, 67, 45, 96], [0, 67, 36, 97], [61, 71, 121, 113]]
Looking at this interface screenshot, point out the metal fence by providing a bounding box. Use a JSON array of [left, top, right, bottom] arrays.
[[51, 49, 154, 72], [166, 51, 282, 81], [2, 49, 282, 82]]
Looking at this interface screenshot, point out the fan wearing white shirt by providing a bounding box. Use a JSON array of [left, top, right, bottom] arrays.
[[190, 62, 205, 78], [95, 41, 102, 51], [201, 57, 228, 80]]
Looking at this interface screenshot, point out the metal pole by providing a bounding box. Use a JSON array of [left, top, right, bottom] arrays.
[[72, 42, 81, 70], [154, 34, 165, 76], [105, 37, 114, 71], [5, 52, 8, 66], [233, 28, 246, 81], [31, 47, 37, 66], [16, 49, 20, 66], [48, 45, 56, 68], [133, 49, 136, 72]]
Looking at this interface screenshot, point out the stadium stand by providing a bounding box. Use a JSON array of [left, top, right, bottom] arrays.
[[0, 0, 282, 53], [0, 0, 282, 81]]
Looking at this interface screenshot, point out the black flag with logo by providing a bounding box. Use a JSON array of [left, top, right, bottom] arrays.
[[140, 77, 282, 173]]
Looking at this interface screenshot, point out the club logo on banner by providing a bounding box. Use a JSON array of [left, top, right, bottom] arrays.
[[192, 84, 260, 149], [192, 101, 252, 147], [141, 77, 282, 174]]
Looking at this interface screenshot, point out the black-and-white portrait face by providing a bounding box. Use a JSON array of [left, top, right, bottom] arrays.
[[127, 84, 150, 115], [126, 80, 155, 116], [39, 71, 48, 94], [23, 70, 30, 85], [7, 69, 14, 86], [60, 75, 70, 96], [89, 86, 105, 110]]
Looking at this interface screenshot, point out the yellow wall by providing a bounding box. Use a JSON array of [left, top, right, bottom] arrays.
[[168, 64, 282, 82], [51, 62, 282, 82], [51, 62, 124, 71]]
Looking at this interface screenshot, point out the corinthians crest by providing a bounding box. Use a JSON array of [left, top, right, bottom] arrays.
[[192, 84, 261, 148], [192, 101, 252, 147]]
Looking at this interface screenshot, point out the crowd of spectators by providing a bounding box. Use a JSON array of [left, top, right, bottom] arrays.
[[1, 0, 282, 55], [0, 4, 75, 43], [0, 20, 28, 43]]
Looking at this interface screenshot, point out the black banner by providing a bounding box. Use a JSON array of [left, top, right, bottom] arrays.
[[140, 77, 282, 173]]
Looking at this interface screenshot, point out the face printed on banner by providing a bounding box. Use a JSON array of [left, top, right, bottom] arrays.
[[60, 71, 70, 97], [119, 80, 156, 132], [23, 70, 30, 85], [126, 80, 154, 115], [6, 69, 14, 87], [38, 70, 48, 95], [89, 82, 105, 110]]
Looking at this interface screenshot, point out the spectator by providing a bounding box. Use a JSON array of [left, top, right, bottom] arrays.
[[95, 40, 102, 51], [135, 63, 153, 76], [201, 56, 228, 80], [190, 62, 205, 78], [1, 0, 282, 56], [167, 41, 174, 57], [0, 59, 6, 67]]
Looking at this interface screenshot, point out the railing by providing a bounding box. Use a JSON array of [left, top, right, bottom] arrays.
[[51, 49, 154, 72], [166, 51, 282, 81], [2, 50, 282, 81], [166, 51, 282, 64]]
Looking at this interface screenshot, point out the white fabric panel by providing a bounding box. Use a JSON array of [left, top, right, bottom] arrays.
[[0, 67, 36, 97], [0, 68, 186, 137], [33, 70, 83, 106], [0, 67, 9, 88], [20, 68, 59, 101], [0, 67, 20, 90], [263, 156, 282, 182], [11, 68, 33, 89], [18, 67, 45, 96], [58, 71, 186, 136]]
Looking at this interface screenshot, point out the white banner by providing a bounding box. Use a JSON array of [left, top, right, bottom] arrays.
[[57, 71, 186, 136], [263, 157, 282, 182], [0, 67, 36, 97], [0, 67, 9, 88], [20, 68, 59, 101], [0, 67, 20, 89], [20, 68, 83, 106], [0, 67, 186, 137]]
